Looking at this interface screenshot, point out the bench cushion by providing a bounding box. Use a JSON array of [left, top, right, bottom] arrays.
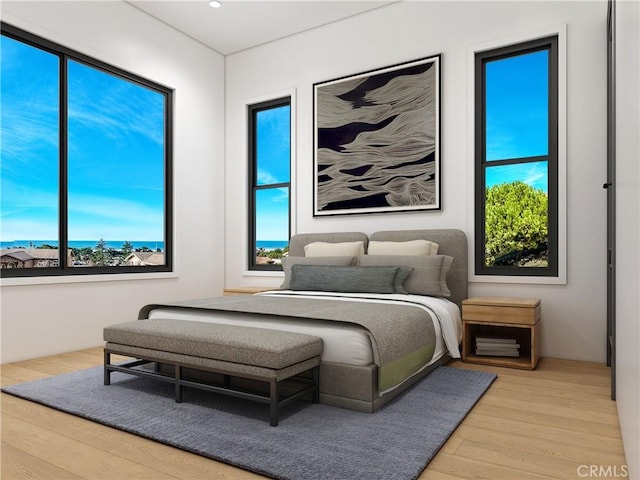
[[105, 342, 320, 381], [103, 319, 323, 370]]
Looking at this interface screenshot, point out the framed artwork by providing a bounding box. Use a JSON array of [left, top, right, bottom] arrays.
[[313, 55, 441, 216]]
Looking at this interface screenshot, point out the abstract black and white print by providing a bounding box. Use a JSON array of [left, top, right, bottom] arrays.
[[313, 55, 441, 216]]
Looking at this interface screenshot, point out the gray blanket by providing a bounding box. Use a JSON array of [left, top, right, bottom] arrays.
[[139, 294, 437, 391]]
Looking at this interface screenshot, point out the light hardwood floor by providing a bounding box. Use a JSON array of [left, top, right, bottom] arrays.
[[1, 349, 627, 480]]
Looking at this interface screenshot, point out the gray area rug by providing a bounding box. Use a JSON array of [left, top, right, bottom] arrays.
[[3, 365, 496, 480]]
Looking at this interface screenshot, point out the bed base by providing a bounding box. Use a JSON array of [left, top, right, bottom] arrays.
[[319, 355, 450, 412]]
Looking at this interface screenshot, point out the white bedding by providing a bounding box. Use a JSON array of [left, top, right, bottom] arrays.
[[147, 290, 462, 367]]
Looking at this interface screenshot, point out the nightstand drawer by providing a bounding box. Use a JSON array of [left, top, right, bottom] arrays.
[[462, 297, 540, 325]]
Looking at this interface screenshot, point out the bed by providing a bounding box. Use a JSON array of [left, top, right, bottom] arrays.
[[138, 229, 468, 412]]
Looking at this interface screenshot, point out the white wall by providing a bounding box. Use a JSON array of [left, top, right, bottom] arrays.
[[0, 1, 226, 363], [0, 1, 614, 366], [615, 0, 640, 476], [225, 1, 608, 362]]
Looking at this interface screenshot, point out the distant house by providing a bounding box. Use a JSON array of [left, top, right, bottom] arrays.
[[124, 251, 165, 266], [0, 250, 36, 268], [0, 248, 72, 269]]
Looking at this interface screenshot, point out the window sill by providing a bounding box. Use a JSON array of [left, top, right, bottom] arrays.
[[242, 270, 284, 278], [1, 271, 179, 287], [469, 273, 566, 285]]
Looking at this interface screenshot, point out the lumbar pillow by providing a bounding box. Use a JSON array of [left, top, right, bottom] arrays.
[[304, 241, 365, 257], [357, 254, 453, 297], [280, 256, 356, 289], [367, 239, 439, 256], [289, 265, 412, 294]]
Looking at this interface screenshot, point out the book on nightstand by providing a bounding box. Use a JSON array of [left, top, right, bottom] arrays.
[[475, 349, 520, 357], [475, 336, 518, 345], [476, 341, 521, 349], [476, 336, 520, 357]]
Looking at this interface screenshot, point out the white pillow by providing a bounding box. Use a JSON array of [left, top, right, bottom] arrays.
[[367, 239, 439, 256], [304, 241, 365, 257]]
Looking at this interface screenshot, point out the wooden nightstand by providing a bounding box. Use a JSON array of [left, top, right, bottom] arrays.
[[222, 287, 277, 296], [462, 297, 541, 370]]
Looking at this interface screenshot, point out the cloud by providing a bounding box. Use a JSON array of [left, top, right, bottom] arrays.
[[257, 169, 279, 185], [486, 161, 548, 193], [31, 59, 166, 151], [0, 104, 59, 172], [0, 218, 58, 241], [69, 193, 160, 218], [524, 169, 547, 191]]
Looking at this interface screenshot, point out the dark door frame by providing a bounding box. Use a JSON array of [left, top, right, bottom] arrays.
[[606, 0, 616, 400]]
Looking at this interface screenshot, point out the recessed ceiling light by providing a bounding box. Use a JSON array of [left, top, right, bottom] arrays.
[[208, 0, 222, 7]]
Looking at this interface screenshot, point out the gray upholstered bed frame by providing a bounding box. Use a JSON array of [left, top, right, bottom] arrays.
[[288, 229, 468, 412]]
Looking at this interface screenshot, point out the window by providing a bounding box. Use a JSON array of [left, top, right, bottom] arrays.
[[248, 97, 291, 270], [0, 24, 172, 277], [475, 36, 558, 276]]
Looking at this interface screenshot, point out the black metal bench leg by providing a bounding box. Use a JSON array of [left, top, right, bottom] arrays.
[[101, 347, 319, 426], [104, 349, 111, 385], [270, 379, 278, 426], [312, 366, 320, 403], [175, 365, 182, 403]]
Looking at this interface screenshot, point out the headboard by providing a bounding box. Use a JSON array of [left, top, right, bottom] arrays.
[[370, 229, 468, 308], [287, 229, 468, 309]]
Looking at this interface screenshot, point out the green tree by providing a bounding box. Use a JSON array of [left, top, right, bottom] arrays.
[[115, 241, 134, 265], [267, 248, 284, 259], [485, 181, 548, 266], [269, 246, 289, 258], [72, 247, 93, 265], [91, 239, 112, 266], [121, 241, 134, 257]]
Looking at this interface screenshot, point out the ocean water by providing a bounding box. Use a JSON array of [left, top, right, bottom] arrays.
[[256, 240, 288, 250], [2, 239, 286, 251], [1, 240, 165, 251]]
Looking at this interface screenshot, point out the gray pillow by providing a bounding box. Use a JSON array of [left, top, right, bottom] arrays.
[[289, 265, 412, 294], [281, 256, 355, 289], [357, 254, 453, 297], [393, 266, 413, 294]]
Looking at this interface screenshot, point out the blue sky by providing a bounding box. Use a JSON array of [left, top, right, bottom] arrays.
[[484, 49, 549, 194], [1, 35, 165, 243], [485, 49, 548, 162], [1, 35, 60, 241], [66, 60, 165, 241], [255, 105, 290, 241], [2, 35, 546, 246], [486, 161, 548, 193]]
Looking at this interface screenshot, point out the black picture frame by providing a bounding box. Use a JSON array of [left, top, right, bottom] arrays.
[[313, 55, 441, 216]]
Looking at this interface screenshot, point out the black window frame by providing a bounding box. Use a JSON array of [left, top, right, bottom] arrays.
[[474, 35, 559, 277], [1, 23, 173, 278], [247, 96, 292, 271]]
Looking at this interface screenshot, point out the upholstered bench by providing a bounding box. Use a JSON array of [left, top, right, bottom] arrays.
[[103, 319, 322, 426]]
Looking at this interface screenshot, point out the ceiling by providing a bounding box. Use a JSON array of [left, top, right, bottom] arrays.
[[127, 1, 396, 56]]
